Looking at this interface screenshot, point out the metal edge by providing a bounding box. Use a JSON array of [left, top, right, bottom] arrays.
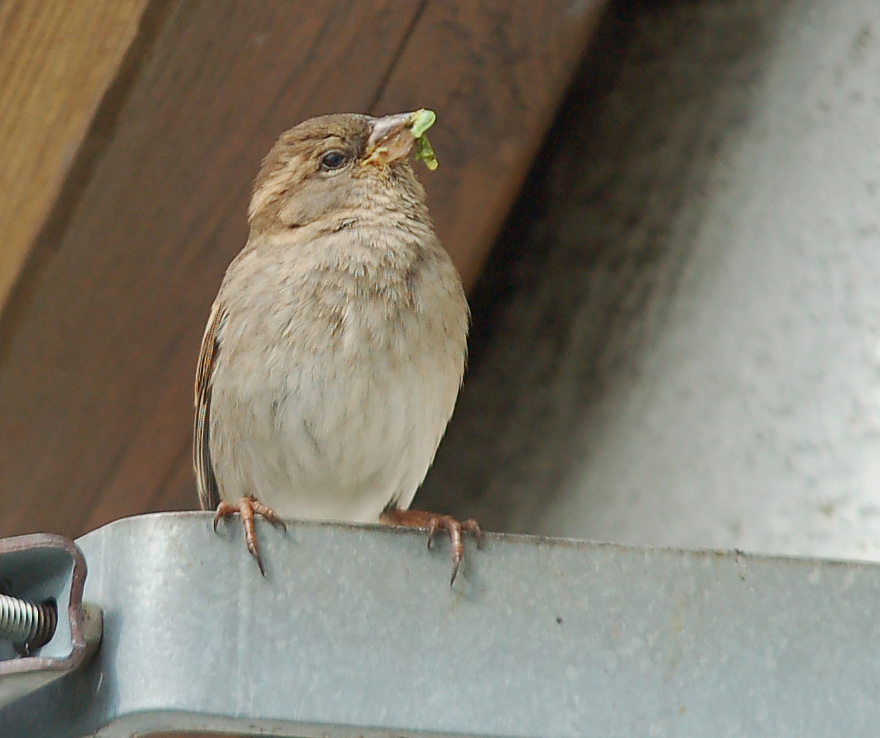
[[0, 533, 88, 678]]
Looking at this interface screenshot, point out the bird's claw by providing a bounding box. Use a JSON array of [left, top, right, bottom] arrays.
[[425, 515, 483, 585], [383, 507, 482, 585], [213, 495, 286, 576]]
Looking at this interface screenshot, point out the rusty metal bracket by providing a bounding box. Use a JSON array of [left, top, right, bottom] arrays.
[[0, 534, 102, 709]]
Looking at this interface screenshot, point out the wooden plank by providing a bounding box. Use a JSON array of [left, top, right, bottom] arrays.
[[375, 1, 607, 288], [0, 0, 433, 539], [0, 0, 608, 540], [0, 0, 149, 315]]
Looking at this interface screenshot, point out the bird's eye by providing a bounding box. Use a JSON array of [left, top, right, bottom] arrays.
[[320, 150, 348, 171]]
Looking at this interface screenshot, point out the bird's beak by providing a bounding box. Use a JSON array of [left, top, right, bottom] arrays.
[[363, 111, 426, 167]]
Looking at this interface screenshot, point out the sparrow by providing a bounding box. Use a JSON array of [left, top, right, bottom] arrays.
[[194, 110, 481, 583]]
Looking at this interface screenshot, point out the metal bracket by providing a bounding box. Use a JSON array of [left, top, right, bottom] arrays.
[[1, 512, 879, 737], [0, 534, 101, 710]]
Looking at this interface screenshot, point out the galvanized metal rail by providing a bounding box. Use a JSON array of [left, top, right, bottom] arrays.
[[0, 512, 878, 737]]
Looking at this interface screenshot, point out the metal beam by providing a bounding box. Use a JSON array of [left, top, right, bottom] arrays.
[[1, 512, 878, 737]]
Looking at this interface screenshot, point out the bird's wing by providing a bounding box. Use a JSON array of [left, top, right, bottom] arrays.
[[193, 302, 226, 511]]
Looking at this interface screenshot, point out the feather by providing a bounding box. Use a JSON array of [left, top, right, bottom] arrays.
[[193, 302, 226, 511]]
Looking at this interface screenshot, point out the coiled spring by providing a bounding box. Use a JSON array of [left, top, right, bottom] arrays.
[[0, 593, 57, 650]]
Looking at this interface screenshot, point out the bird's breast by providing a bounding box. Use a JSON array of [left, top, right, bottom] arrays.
[[209, 239, 467, 522]]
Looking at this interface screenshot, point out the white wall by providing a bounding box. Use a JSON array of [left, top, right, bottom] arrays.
[[422, 0, 880, 563]]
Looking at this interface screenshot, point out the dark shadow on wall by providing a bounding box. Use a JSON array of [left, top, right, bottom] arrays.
[[418, 0, 792, 533]]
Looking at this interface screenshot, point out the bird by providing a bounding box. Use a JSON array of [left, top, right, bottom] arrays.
[[194, 110, 481, 583]]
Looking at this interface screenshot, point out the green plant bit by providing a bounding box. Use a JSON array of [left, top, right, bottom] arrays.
[[411, 108, 439, 171], [411, 109, 436, 138], [414, 135, 438, 170]]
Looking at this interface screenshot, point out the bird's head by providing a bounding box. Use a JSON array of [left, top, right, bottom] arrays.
[[248, 111, 437, 236]]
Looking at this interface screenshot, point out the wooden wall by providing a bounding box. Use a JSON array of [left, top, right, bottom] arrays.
[[0, 0, 148, 313], [0, 0, 607, 541]]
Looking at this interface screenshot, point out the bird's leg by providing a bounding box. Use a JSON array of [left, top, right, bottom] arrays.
[[381, 506, 483, 585], [213, 495, 286, 576]]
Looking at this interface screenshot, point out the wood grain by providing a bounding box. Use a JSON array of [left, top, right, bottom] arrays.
[[0, 0, 608, 541], [375, 1, 607, 287], [0, 0, 148, 314]]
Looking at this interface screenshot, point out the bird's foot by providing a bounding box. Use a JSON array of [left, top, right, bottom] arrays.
[[213, 495, 286, 576], [381, 507, 483, 585]]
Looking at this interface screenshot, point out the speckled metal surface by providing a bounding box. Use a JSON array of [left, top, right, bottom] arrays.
[[1, 512, 879, 737]]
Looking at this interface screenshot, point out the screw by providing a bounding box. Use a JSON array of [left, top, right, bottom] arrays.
[[0, 593, 57, 651]]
